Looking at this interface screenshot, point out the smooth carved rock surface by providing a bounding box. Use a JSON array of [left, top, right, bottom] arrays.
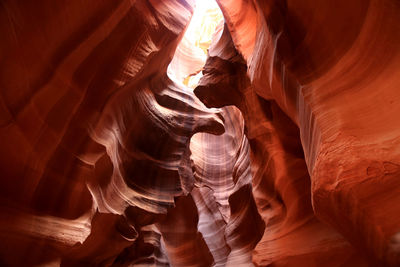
[[190, 106, 264, 266], [211, 0, 400, 266], [0, 0, 400, 266], [0, 0, 221, 265], [195, 23, 368, 267]]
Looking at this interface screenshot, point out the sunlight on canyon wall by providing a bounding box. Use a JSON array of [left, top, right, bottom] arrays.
[[0, 0, 399, 266], [168, 0, 223, 88]]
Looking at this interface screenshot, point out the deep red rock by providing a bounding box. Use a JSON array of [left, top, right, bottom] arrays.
[[0, 0, 399, 266]]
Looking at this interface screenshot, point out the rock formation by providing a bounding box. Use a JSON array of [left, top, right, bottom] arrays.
[[0, 0, 399, 266]]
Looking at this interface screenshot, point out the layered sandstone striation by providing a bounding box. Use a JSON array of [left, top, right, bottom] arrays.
[[202, 0, 400, 266], [0, 0, 222, 265], [0, 0, 399, 266], [195, 23, 368, 267]]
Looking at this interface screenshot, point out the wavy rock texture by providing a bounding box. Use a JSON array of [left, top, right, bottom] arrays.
[[195, 23, 371, 267], [0, 0, 221, 265], [1, 0, 400, 266], [190, 106, 264, 266], [206, 0, 399, 266]]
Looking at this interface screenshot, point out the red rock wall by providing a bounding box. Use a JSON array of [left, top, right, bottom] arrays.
[[209, 0, 400, 265], [0, 0, 223, 265], [0, 0, 399, 266], [195, 23, 369, 266]]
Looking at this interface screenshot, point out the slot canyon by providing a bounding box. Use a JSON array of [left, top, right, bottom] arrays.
[[0, 0, 400, 266]]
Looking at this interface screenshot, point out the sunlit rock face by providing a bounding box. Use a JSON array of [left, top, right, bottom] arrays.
[[195, 23, 368, 267], [206, 0, 400, 266], [168, 0, 223, 88], [0, 0, 222, 265], [0, 0, 400, 266]]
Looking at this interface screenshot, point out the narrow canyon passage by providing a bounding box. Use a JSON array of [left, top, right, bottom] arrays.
[[164, 3, 264, 265], [0, 0, 400, 266]]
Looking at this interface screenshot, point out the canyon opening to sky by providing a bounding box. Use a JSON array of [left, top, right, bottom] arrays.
[[168, 0, 223, 88]]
